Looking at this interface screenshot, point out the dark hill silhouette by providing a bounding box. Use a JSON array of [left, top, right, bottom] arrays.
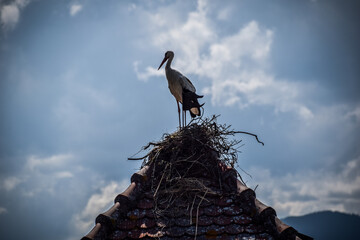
[[282, 211, 360, 240]]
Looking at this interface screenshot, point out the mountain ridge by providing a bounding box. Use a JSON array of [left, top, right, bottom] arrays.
[[282, 210, 360, 240]]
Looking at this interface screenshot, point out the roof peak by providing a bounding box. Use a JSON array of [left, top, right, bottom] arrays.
[[81, 116, 312, 240]]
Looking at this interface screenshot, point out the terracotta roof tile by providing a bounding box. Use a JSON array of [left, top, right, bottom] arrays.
[[224, 223, 244, 235], [215, 197, 233, 207], [117, 218, 137, 230], [127, 208, 146, 219], [137, 217, 156, 229], [195, 215, 211, 226], [232, 215, 252, 225], [213, 215, 232, 225], [137, 197, 154, 209]]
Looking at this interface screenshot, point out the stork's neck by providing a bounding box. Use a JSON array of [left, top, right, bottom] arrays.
[[165, 55, 174, 69]]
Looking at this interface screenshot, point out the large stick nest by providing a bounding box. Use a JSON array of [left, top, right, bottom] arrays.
[[129, 115, 263, 218]]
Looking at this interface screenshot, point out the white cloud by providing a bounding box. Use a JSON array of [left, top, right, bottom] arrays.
[[69, 3, 83, 16], [54, 171, 74, 179], [0, 207, 7, 215], [1, 4, 19, 29], [133, 61, 163, 81], [26, 154, 74, 171], [0, 153, 79, 198], [247, 155, 360, 217], [0, 0, 30, 31], [0, 152, 107, 239], [346, 106, 360, 122], [14, 0, 29, 8], [151, 0, 215, 70], [2, 177, 22, 191], [134, 0, 313, 120], [72, 180, 128, 235], [217, 7, 231, 21], [290, 104, 360, 149]]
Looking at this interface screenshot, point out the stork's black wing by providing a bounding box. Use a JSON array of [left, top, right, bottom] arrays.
[[182, 89, 204, 117]]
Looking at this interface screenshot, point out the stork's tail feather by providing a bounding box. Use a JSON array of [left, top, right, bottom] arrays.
[[182, 90, 204, 118]]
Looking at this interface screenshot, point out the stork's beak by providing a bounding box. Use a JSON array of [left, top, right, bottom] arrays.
[[158, 56, 168, 70]]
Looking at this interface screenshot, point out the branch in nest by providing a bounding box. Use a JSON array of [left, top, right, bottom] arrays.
[[233, 131, 264, 146], [127, 152, 151, 160]]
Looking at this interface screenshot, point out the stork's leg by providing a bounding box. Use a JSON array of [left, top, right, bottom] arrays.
[[184, 110, 187, 127], [182, 110, 184, 128], [177, 100, 181, 129]]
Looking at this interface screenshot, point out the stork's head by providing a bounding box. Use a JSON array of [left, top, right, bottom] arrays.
[[158, 51, 174, 70]]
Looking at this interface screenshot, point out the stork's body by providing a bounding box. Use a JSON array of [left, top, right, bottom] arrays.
[[158, 51, 203, 128]]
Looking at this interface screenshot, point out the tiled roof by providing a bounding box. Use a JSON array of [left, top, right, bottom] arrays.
[[81, 163, 313, 240]]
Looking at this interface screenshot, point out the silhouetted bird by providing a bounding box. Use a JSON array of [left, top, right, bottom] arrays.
[[158, 51, 204, 128]]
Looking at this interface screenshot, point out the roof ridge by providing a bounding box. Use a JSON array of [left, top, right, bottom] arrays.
[[81, 163, 312, 240]]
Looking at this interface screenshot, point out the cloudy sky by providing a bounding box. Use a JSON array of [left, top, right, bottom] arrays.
[[0, 0, 359, 239]]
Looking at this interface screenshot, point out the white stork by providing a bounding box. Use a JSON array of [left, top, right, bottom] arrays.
[[158, 51, 203, 128]]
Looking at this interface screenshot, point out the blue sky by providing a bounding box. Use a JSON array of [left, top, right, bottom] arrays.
[[0, 0, 359, 239]]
